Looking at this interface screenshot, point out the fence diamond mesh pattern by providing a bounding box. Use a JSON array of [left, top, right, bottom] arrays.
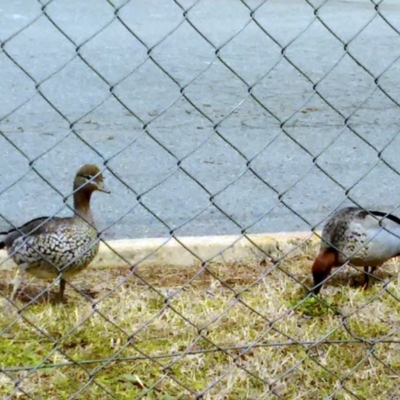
[[1, 0, 400, 398]]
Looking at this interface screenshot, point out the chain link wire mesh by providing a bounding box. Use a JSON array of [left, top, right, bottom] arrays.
[[2, 0, 400, 398]]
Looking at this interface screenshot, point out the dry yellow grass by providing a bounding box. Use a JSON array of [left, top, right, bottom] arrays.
[[1, 239, 400, 399]]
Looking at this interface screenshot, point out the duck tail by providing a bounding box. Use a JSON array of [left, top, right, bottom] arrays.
[[311, 248, 337, 295], [0, 229, 7, 250]]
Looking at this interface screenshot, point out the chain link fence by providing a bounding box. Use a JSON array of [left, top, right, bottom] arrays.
[[2, 0, 400, 398]]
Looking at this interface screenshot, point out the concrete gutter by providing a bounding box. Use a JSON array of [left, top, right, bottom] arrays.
[[0, 231, 321, 271]]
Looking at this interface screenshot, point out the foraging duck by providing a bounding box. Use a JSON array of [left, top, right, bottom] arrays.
[[0, 164, 109, 303], [312, 207, 400, 294]]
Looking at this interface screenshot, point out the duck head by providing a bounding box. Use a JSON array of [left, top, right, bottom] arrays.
[[73, 164, 110, 194]]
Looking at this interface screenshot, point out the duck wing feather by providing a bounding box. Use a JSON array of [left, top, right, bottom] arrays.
[[0, 216, 67, 249]]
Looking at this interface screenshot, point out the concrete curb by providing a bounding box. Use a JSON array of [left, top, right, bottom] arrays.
[[0, 231, 322, 271]]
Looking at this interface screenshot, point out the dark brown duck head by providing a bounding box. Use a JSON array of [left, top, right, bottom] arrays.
[[73, 164, 109, 221]]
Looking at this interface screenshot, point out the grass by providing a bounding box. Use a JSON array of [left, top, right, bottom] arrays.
[[1, 239, 400, 399]]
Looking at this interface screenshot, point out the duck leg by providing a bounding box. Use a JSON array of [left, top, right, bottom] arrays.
[[58, 277, 67, 304], [311, 249, 338, 295], [9, 269, 22, 302], [363, 266, 377, 289]]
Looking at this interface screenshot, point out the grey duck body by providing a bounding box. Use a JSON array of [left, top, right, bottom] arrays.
[[6, 216, 99, 280], [320, 207, 400, 266]]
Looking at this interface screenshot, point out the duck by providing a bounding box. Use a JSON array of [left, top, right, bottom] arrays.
[[312, 206, 400, 294], [0, 164, 109, 304]]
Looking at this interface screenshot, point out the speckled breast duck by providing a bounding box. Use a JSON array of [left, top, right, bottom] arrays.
[[312, 207, 400, 294], [0, 164, 109, 303]]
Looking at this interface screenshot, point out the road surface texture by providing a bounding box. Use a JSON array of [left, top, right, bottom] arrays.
[[1, 0, 400, 240]]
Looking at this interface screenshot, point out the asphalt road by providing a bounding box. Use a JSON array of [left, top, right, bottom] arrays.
[[1, 0, 400, 240]]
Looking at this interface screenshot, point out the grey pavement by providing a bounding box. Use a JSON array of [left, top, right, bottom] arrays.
[[1, 0, 400, 240]]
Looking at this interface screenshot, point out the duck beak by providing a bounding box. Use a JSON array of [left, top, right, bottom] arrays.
[[96, 181, 110, 193]]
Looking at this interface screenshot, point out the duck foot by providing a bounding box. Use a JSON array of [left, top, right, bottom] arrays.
[[76, 288, 97, 299]]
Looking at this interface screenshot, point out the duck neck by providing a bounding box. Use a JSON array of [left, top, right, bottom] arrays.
[[73, 189, 94, 224]]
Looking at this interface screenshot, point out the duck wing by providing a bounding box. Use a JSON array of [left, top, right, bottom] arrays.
[[0, 216, 65, 249], [369, 210, 400, 226], [359, 210, 400, 260]]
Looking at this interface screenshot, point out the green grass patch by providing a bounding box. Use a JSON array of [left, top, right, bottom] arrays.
[[1, 245, 400, 399]]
